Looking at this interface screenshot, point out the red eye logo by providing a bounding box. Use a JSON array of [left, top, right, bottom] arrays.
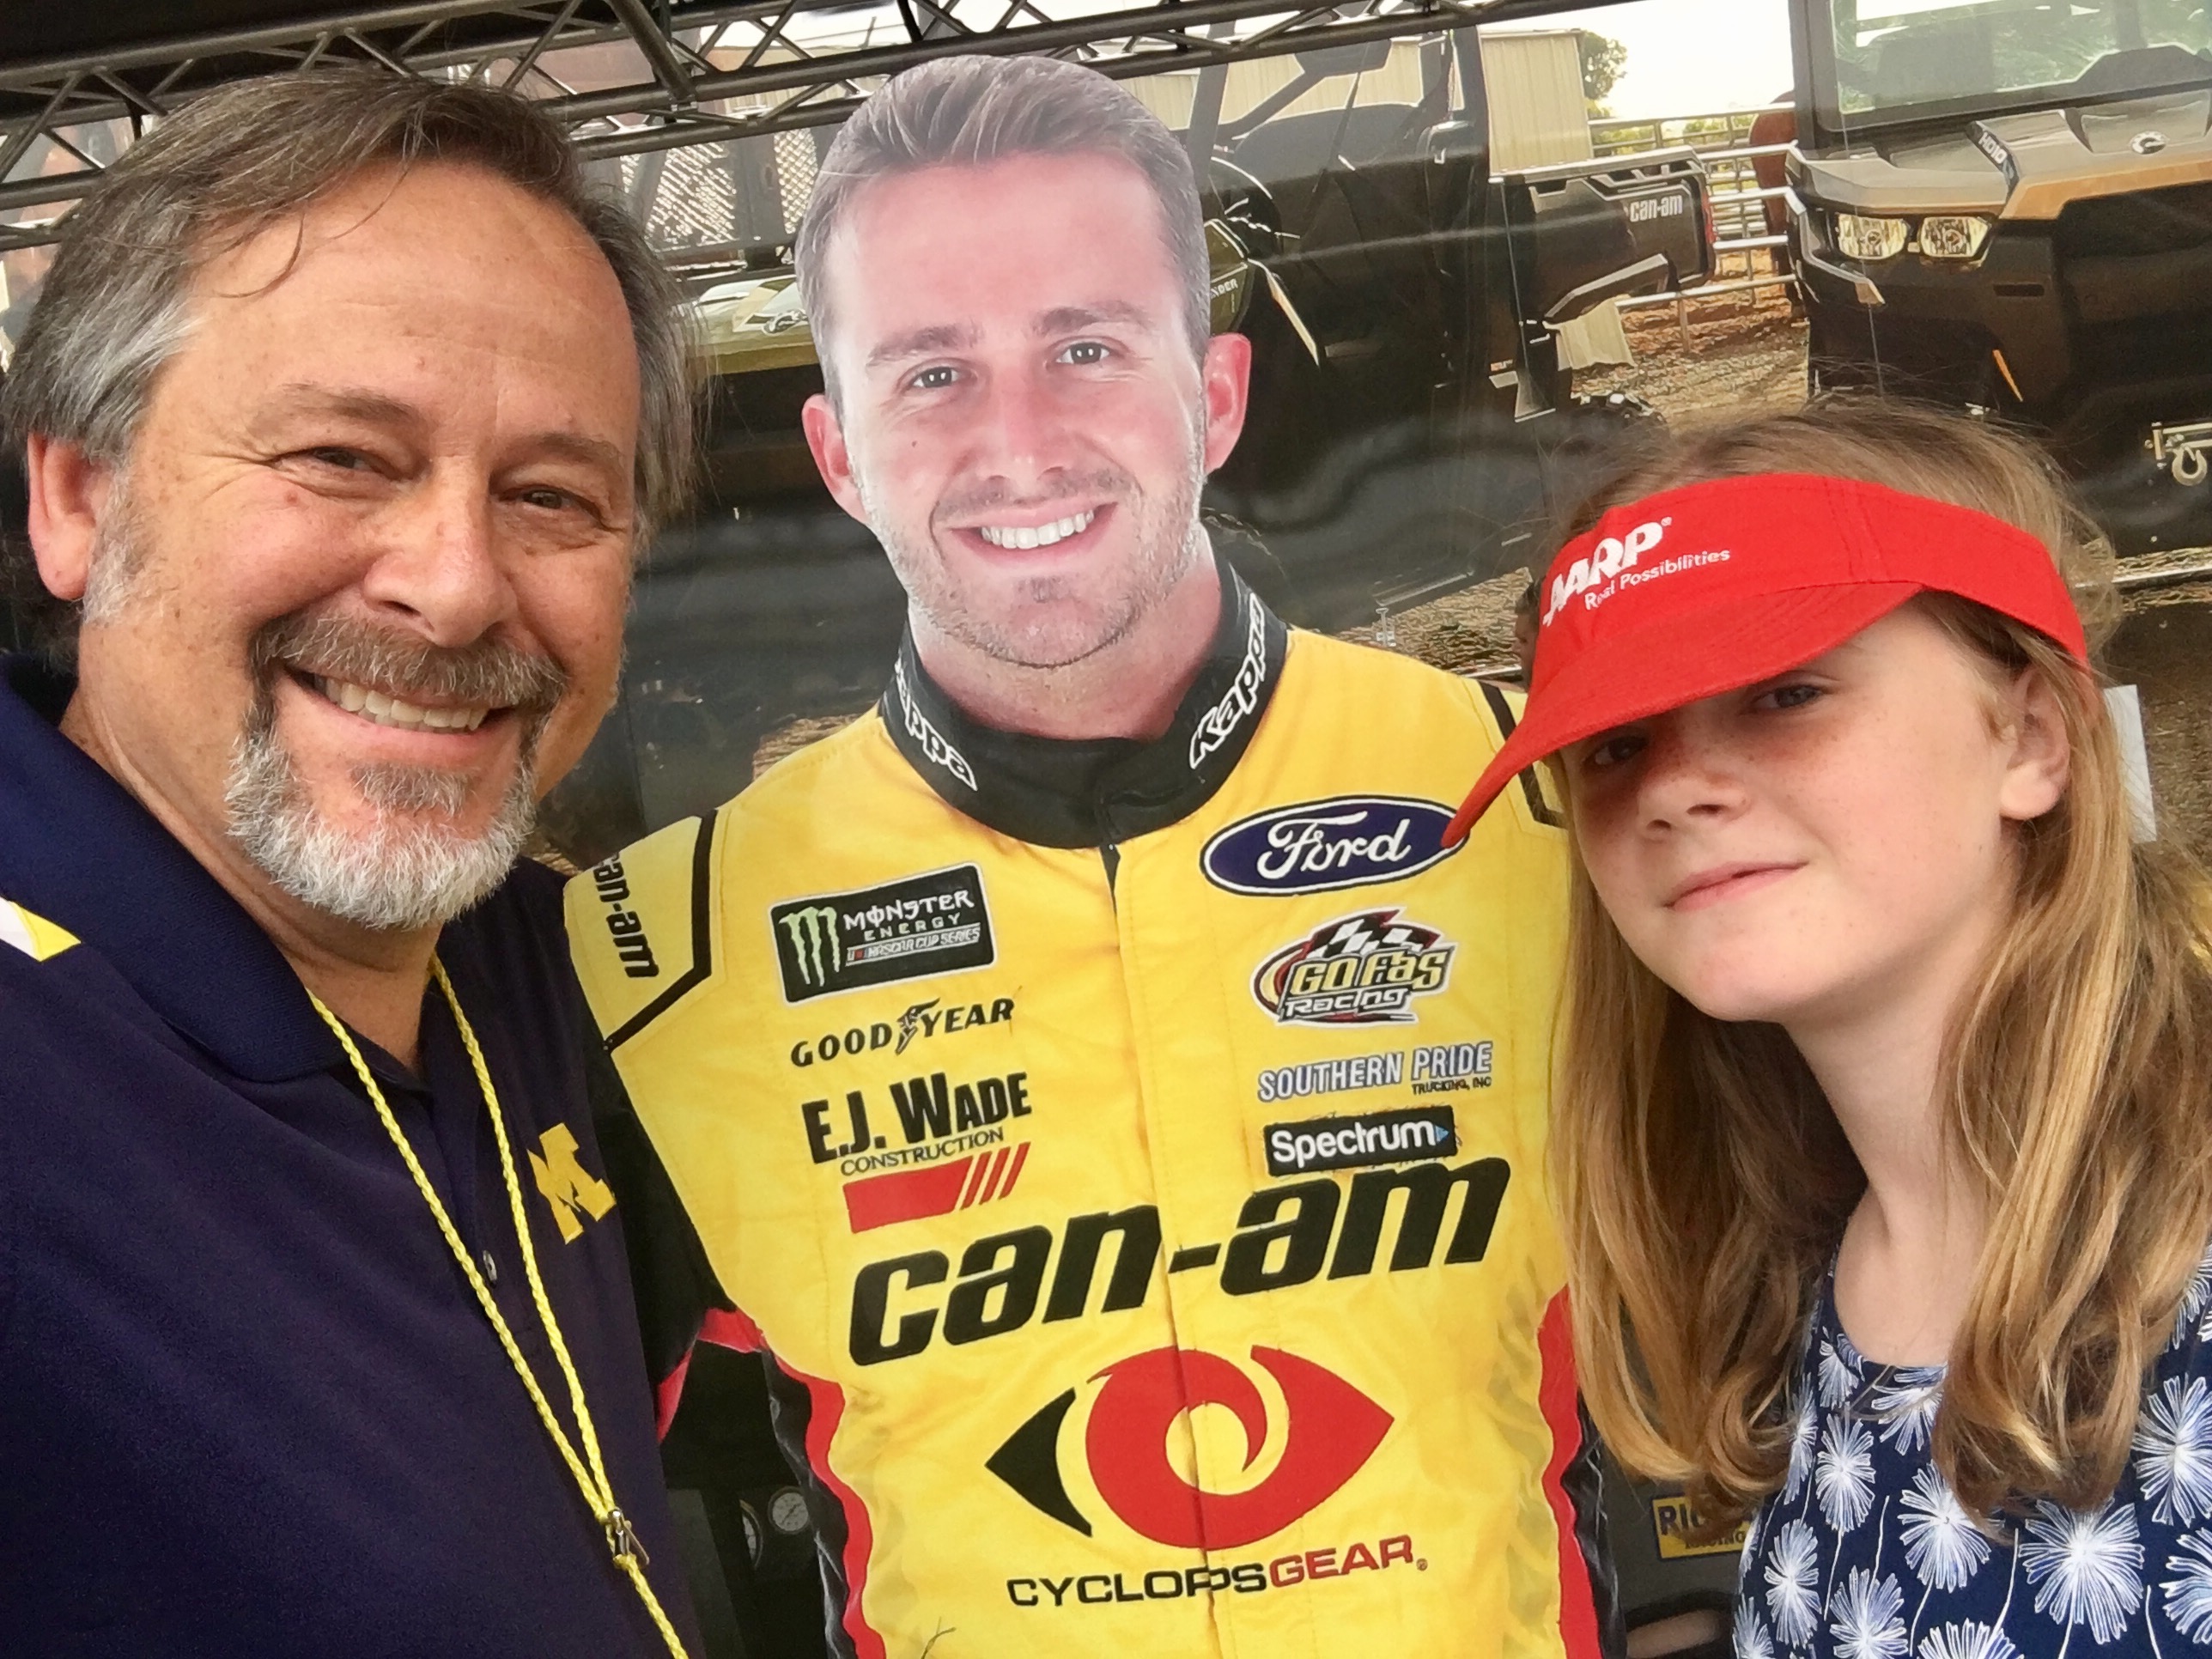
[[987, 1345, 1393, 1549]]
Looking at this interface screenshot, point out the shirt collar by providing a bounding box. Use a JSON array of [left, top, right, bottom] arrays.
[[877, 558, 1289, 848], [0, 655, 344, 1083]]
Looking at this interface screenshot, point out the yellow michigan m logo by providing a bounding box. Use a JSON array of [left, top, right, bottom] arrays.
[[529, 1124, 617, 1243]]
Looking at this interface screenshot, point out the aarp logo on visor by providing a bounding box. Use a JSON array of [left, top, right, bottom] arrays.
[[1541, 517, 1671, 627]]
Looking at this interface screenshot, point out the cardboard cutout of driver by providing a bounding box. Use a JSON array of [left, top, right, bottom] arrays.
[[566, 53, 1614, 1659]]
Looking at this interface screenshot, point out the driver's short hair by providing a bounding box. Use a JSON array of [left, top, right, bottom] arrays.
[[794, 54, 1210, 403]]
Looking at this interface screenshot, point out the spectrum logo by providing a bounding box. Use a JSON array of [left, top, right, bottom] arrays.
[[987, 1344, 1392, 1548]]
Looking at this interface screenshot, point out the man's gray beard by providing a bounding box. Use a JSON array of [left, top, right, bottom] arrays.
[[224, 709, 541, 933], [223, 614, 565, 933], [863, 418, 1210, 672]]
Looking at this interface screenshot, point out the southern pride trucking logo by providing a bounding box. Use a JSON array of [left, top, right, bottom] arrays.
[[1252, 910, 1455, 1026], [772, 865, 994, 1003]]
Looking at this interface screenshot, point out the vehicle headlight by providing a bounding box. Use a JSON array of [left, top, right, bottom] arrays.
[[1915, 216, 1991, 259], [1833, 213, 1910, 260]]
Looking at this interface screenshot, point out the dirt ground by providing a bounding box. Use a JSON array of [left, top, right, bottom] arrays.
[[2109, 571, 2212, 858], [1579, 286, 1813, 424]]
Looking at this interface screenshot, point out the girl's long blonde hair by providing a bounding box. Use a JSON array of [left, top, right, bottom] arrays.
[[1557, 400, 2212, 1522]]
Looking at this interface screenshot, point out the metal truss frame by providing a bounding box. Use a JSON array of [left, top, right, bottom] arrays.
[[0, 0, 1629, 251]]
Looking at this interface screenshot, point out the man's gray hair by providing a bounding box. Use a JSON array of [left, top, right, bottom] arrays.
[[793, 54, 1209, 403], [3, 67, 696, 659]]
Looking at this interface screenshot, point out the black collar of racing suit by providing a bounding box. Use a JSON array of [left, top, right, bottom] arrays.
[[877, 558, 1289, 849]]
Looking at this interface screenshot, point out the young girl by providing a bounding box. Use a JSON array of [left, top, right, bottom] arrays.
[[1445, 403, 2212, 1659]]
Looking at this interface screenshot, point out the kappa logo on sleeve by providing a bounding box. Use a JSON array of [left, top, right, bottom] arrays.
[[771, 865, 995, 1003]]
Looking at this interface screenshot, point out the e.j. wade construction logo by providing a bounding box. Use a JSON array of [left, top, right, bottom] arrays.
[[771, 865, 995, 1003]]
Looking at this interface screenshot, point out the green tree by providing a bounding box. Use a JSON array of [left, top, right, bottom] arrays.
[[1577, 30, 1627, 115]]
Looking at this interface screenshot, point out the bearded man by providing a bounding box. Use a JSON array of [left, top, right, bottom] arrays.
[[566, 52, 1616, 1659], [0, 70, 704, 1656]]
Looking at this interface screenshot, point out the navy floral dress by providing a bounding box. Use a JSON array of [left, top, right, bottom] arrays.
[[1736, 1251, 2212, 1659]]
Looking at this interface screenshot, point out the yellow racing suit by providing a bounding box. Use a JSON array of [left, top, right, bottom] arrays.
[[565, 568, 1611, 1659]]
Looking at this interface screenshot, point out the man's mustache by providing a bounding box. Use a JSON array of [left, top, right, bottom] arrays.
[[933, 468, 1134, 522], [248, 611, 568, 717]]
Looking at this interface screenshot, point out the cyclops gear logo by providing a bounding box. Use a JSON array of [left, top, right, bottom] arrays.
[[770, 865, 994, 1002], [988, 1345, 1392, 1548], [1201, 796, 1458, 896], [1252, 909, 1455, 1025]]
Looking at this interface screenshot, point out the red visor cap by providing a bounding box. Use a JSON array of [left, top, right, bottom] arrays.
[[1444, 471, 2089, 845]]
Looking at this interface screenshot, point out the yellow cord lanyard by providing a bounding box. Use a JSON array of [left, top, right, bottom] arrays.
[[309, 961, 690, 1659]]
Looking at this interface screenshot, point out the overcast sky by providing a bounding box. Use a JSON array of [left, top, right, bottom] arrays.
[[1519, 0, 1796, 117]]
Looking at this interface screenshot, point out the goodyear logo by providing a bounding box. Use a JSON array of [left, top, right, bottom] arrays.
[[770, 865, 994, 1004], [1650, 1493, 1747, 1560]]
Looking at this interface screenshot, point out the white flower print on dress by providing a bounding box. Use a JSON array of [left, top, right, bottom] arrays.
[[2132, 1373, 2212, 1526], [2175, 1244, 2212, 1351], [2020, 1499, 2143, 1646], [1869, 1372, 1942, 1455], [1830, 1566, 1909, 1659], [1767, 1517, 1823, 1649], [2161, 1529, 2212, 1644], [1820, 1336, 1861, 1408], [1815, 1415, 1878, 1534], [1915, 1620, 2021, 1659], [1899, 1463, 1992, 1592], [1786, 1392, 1820, 1503], [1734, 1598, 1777, 1659]]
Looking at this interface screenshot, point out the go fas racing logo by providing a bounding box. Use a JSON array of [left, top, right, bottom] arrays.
[[992, 1343, 1424, 1610], [1252, 909, 1455, 1026]]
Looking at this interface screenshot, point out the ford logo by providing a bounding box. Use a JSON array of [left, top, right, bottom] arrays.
[[1201, 796, 1459, 896]]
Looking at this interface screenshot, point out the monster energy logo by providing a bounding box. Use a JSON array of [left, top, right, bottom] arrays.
[[771, 866, 996, 1004], [783, 904, 843, 988]]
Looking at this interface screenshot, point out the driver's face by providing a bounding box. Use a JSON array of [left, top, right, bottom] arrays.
[[802, 151, 1247, 672]]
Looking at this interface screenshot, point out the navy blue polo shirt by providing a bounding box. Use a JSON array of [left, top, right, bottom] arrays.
[[0, 657, 702, 1656]]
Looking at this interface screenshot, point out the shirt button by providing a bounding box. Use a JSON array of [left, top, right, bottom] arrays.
[[481, 1251, 500, 1286]]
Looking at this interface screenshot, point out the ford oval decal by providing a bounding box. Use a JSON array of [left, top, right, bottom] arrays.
[[1201, 795, 1460, 896]]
